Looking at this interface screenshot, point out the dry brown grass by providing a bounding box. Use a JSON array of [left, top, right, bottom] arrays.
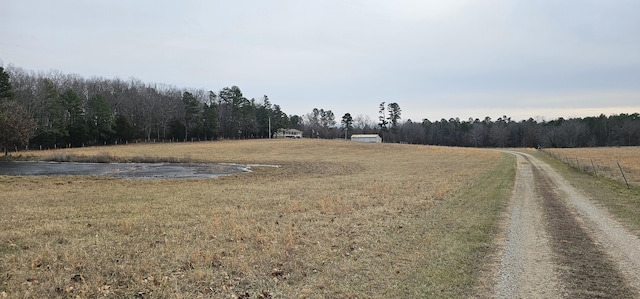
[[543, 147, 640, 187], [1, 139, 512, 298]]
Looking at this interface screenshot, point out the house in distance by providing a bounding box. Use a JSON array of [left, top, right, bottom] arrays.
[[351, 134, 382, 143], [275, 128, 303, 138]]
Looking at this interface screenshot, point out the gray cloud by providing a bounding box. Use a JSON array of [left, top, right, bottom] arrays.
[[1, 0, 639, 121]]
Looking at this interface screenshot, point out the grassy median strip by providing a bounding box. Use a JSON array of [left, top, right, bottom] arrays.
[[388, 153, 515, 298], [1, 140, 512, 298]]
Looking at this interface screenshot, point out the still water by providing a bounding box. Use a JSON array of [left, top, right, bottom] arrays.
[[0, 161, 248, 179]]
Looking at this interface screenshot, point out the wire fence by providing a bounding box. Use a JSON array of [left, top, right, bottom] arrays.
[[540, 149, 635, 189]]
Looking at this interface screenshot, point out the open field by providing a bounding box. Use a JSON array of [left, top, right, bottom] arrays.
[[542, 147, 640, 187], [0, 139, 513, 298]]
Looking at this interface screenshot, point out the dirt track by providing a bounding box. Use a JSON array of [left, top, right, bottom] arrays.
[[490, 151, 640, 298]]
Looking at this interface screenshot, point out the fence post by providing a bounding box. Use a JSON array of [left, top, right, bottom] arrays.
[[576, 157, 580, 171], [617, 161, 630, 189], [591, 159, 597, 177]]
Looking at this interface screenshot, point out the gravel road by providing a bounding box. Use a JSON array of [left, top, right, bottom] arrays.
[[489, 151, 640, 298]]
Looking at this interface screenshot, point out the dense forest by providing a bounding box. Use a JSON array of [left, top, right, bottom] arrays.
[[1, 64, 639, 155], [0, 65, 293, 150]]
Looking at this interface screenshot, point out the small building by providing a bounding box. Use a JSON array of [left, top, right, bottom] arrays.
[[351, 134, 382, 143], [275, 128, 303, 138]]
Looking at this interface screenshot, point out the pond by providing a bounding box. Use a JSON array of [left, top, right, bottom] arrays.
[[0, 161, 249, 179]]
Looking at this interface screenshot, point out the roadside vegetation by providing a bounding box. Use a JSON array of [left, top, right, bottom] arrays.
[[542, 147, 640, 188], [527, 148, 640, 234], [0, 139, 513, 298]]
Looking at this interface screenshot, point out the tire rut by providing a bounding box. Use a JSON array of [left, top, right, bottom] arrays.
[[490, 151, 639, 298], [492, 154, 560, 298], [531, 161, 634, 298]]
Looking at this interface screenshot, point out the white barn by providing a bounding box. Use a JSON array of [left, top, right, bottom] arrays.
[[351, 134, 382, 143]]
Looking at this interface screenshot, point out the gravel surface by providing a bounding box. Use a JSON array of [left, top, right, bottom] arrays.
[[533, 153, 640, 294], [493, 152, 561, 298], [490, 151, 640, 298]]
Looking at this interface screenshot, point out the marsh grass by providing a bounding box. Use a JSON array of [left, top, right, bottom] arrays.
[[43, 151, 198, 164], [1, 139, 512, 298]]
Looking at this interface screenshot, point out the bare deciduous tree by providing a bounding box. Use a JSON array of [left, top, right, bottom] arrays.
[[1, 101, 36, 157]]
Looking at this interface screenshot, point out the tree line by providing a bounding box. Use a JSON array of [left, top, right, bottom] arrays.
[[398, 114, 640, 148], [1, 64, 639, 155], [1, 65, 292, 151], [296, 102, 639, 148]]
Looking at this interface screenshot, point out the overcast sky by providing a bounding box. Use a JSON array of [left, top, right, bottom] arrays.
[[2, 0, 639, 122]]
